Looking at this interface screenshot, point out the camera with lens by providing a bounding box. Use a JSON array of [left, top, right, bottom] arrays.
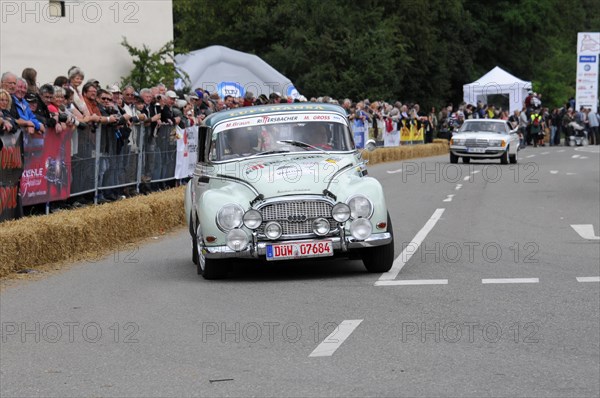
[[58, 113, 69, 123]]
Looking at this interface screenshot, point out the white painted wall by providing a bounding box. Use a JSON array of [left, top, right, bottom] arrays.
[[0, 0, 173, 89]]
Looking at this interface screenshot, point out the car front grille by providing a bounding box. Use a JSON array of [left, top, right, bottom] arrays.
[[465, 139, 489, 148], [257, 200, 335, 237]]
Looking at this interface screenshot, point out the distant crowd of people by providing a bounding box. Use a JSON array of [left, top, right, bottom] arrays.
[[1, 65, 599, 214]]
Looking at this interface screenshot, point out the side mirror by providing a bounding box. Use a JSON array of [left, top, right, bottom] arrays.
[[365, 139, 377, 152], [197, 126, 208, 163]]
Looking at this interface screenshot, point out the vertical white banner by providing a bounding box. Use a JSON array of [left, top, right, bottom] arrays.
[[175, 125, 199, 179], [576, 32, 600, 113]]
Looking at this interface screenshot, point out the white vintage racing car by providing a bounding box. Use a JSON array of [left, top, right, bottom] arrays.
[[184, 103, 394, 279]]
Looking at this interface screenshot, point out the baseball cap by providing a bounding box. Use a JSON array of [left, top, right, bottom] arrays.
[[109, 84, 121, 93], [25, 93, 37, 102], [166, 90, 178, 99]]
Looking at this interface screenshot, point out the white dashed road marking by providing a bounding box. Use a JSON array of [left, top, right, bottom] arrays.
[[571, 224, 600, 240], [572, 154, 581, 158], [557, 149, 565, 153], [580, 156, 588, 159], [455, 184, 463, 191], [378, 208, 445, 281], [482, 278, 539, 284], [566, 172, 577, 175], [526, 155, 536, 158], [443, 194, 455, 202], [387, 168, 402, 174], [541, 152, 549, 155], [463, 176, 471, 181], [576, 277, 600, 283], [309, 320, 363, 357], [550, 170, 559, 174], [375, 280, 448, 286]]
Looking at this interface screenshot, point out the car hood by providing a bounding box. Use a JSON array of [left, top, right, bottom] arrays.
[[453, 132, 508, 140], [212, 153, 360, 198]]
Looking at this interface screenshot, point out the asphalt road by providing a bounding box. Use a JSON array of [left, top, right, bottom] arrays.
[[1, 145, 599, 398]]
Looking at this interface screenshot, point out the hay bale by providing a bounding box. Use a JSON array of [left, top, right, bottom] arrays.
[[0, 186, 185, 278]]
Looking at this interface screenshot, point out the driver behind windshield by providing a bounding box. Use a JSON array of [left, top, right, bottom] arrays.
[[225, 127, 258, 157], [298, 124, 332, 150]]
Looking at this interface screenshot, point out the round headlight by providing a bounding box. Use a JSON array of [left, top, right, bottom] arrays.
[[312, 218, 330, 236], [350, 218, 372, 240], [264, 221, 282, 240], [243, 209, 263, 229], [226, 229, 249, 251], [347, 195, 373, 219], [332, 203, 351, 222], [216, 204, 244, 231], [489, 139, 503, 147]]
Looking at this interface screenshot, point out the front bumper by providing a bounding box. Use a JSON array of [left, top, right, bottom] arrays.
[[203, 233, 393, 259], [450, 146, 506, 158]]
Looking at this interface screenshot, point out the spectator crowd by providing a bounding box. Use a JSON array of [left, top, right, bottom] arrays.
[[1, 65, 599, 215]]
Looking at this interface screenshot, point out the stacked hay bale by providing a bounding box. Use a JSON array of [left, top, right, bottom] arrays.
[[0, 187, 185, 278]]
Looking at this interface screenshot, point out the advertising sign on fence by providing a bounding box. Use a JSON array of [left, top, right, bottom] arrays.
[[20, 128, 72, 206], [0, 130, 24, 221], [175, 125, 199, 179]]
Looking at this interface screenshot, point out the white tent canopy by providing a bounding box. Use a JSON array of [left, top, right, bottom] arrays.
[[463, 66, 532, 114], [175, 45, 300, 99]]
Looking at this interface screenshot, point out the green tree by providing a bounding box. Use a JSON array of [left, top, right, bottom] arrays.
[[120, 38, 189, 89]]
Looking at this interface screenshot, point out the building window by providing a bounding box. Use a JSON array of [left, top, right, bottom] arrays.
[[49, 1, 65, 17]]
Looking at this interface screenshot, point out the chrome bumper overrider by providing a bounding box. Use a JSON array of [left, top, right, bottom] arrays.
[[203, 233, 393, 259]]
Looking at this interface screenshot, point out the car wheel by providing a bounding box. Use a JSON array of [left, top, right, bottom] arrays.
[[362, 212, 395, 273], [450, 152, 458, 164], [509, 149, 518, 164], [500, 147, 509, 164], [195, 226, 230, 279], [191, 215, 199, 265], [462, 157, 470, 164]]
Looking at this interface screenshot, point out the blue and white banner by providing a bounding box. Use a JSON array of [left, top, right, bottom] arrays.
[[576, 32, 600, 113], [175, 126, 199, 179]]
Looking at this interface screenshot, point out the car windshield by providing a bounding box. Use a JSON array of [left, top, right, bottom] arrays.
[[209, 119, 354, 161], [459, 121, 507, 134]]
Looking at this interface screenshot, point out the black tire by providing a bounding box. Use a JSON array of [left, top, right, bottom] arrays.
[[500, 147, 509, 164], [462, 156, 470, 164], [362, 212, 395, 273], [197, 240, 230, 279], [191, 215, 199, 265], [509, 150, 518, 164], [450, 152, 458, 164]]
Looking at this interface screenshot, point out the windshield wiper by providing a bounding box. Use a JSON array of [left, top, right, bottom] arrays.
[[277, 140, 330, 154], [245, 150, 290, 159]]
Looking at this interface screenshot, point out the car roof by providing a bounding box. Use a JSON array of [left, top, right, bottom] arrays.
[[464, 119, 506, 123], [204, 102, 347, 127]]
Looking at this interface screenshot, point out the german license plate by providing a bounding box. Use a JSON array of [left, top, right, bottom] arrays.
[[467, 147, 486, 153], [266, 240, 333, 261]]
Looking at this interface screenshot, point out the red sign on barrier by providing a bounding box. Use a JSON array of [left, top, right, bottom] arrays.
[[0, 130, 24, 221], [20, 128, 72, 206]]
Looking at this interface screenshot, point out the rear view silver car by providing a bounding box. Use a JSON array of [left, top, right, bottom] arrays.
[[450, 119, 520, 164]]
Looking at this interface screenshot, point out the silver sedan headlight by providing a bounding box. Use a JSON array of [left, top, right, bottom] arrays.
[[451, 137, 466, 145], [243, 209, 263, 230], [331, 203, 351, 222], [489, 139, 505, 147], [347, 195, 373, 219], [216, 204, 244, 231]]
